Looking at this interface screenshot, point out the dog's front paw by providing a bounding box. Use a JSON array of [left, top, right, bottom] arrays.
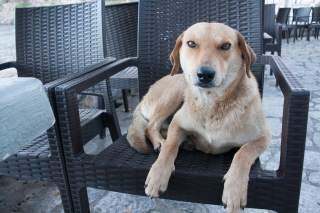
[[145, 161, 175, 198], [222, 171, 248, 213]]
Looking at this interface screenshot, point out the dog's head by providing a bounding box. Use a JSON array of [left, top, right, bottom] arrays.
[[170, 22, 256, 89]]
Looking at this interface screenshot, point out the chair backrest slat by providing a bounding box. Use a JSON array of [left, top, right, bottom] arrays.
[[105, 2, 138, 59]]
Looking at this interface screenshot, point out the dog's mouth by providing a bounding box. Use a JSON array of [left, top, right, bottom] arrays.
[[195, 81, 216, 88]]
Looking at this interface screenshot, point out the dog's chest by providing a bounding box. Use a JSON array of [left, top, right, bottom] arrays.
[[183, 100, 250, 150]]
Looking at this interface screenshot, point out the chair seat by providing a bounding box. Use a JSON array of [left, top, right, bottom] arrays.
[[75, 134, 277, 206], [110, 66, 138, 89]]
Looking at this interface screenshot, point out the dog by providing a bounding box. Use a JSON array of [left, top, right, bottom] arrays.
[[127, 22, 271, 213]]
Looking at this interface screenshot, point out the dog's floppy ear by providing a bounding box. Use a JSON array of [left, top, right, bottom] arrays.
[[170, 32, 184, 76], [237, 32, 256, 78]]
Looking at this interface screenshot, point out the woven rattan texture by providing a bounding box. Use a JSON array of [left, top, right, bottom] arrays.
[[15, 0, 105, 84], [105, 3, 139, 90]]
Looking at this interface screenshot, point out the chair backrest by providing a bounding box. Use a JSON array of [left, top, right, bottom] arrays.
[[264, 4, 276, 38], [137, 0, 263, 98], [276, 7, 291, 25], [295, 7, 312, 23], [292, 8, 298, 23], [105, 2, 138, 59], [311, 7, 320, 23], [15, 0, 106, 84]]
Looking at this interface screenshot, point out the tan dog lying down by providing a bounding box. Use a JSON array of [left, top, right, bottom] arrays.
[[127, 22, 271, 213]]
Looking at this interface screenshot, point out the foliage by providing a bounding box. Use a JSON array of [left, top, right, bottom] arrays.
[[15, 2, 32, 8]]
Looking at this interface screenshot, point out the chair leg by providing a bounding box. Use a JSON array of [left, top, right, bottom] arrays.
[[99, 129, 106, 139], [122, 89, 130, 112], [56, 183, 75, 213], [71, 186, 90, 213]]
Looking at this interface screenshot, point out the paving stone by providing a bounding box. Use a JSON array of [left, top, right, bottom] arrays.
[[265, 118, 282, 137], [299, 183, 320, 213], [92, 192, 156, 213], [303, 150, 320, 170], [309, 111, 320, 121], [309, 172, 320, 186], [314, 133, 320, 148]]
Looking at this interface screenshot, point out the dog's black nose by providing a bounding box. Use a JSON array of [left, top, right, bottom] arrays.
[[197, 66, 215, 84]]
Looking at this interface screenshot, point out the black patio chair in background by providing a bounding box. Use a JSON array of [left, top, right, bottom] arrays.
[[306, 7, 320, 41], [264, 4, 283, 58], [287, 7, 312, 43], [0, 0, 117, 212], [54, 1, 309, 213], [276, 7, 291, 44], [105, 2, 139, 112]]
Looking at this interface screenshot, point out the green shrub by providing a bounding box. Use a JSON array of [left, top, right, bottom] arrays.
[[15, 2, 32, 8]]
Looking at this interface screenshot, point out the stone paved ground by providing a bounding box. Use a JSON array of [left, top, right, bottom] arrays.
[[1, 35, 320, 212]]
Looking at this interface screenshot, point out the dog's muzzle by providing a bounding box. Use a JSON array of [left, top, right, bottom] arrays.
[[196, 66, 215, 88]]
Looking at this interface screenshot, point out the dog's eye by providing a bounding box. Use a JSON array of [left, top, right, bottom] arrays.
[[187, 41, 197, 48], [221, 43, 231, 50]]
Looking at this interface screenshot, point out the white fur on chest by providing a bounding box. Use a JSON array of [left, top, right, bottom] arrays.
[[177, 95, 260, 154]]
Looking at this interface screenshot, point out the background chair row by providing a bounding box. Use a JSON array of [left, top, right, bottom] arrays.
[[275, 6, 320, 43], [1, 1, 309, 213]]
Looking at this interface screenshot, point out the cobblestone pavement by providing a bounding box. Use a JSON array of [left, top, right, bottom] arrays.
[[1, 36, 320, 213]]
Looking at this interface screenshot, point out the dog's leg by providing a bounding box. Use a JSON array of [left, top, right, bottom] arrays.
[[127, 104, 150, 154], [222, 134, 270, 213], [144, 118, 185, 198], [145, 105, 179, 153]]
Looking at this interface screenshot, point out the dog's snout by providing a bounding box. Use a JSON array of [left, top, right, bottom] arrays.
[[197, 66, 215, 84]]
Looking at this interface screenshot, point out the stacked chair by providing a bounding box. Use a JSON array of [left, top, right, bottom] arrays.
[[53, 0, 310, 212], [0, 0, 118, 212]]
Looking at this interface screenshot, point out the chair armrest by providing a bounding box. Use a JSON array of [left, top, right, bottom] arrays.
[[45, 57, 116, 93], [55, 57, 136, 157], [44, 57, 116, 113], [263, 55, 310, 177], [0, 61, 16, 70]]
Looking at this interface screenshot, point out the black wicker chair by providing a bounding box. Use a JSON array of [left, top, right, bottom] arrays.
[[264, 4, 283, 57], [276, 7, 291, 44], [0, 0, 116, 212], [105, 2, 139, 112], [287, 7, 312, 43], [55, 1, 309, 212], [306, 7, 320, 41]]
